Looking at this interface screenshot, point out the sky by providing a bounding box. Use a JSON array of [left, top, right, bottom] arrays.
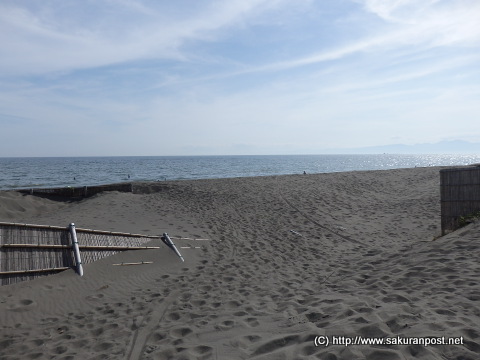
[[1, 0, 479, 156]]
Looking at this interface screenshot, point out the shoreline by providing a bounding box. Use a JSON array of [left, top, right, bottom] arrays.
[[2, 153, 479, 191], [1, 164, 448, 194]]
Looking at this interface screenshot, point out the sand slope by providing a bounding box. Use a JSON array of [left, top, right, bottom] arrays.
[[1, 167, 479, 359]]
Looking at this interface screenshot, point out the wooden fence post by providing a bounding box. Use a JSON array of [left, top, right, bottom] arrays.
[[69, 223, 84, 276], [163, 233, 184, 262]]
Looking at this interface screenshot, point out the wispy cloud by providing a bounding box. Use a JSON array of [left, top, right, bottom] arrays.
[[236, 0, 480, 76], [0, 0, 299, 76], [360, 0, 480, 45]]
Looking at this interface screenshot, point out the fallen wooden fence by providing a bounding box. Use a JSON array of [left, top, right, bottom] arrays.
[[0, 222, 160, 286]]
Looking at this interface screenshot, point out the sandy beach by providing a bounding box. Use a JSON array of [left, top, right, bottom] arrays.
[[1, 167, 479, 359]]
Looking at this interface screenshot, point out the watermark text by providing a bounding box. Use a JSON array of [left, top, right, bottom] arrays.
[[314, 335, 464, 347]]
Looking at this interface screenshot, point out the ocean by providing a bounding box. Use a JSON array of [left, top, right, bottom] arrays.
[[1, 154, 480, 191]]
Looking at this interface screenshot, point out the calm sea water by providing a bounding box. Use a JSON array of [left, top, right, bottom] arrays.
[[1, 154, 480, 191]]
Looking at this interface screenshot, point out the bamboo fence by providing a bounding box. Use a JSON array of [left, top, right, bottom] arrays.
[[0, 222, 159, 286], [16, 183, 133, 199], [440, 165, 480, 234]]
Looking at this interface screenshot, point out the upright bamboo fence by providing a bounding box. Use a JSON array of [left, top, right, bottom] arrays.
[[440, 165, 480, 234], [0, 222, 159, 286]]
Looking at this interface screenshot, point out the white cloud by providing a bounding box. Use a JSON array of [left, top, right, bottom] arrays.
[[0, 0, 294, 75], [236, 0, 480, 75], [360, 0, 480, 45], [361, 0, 441, 23]]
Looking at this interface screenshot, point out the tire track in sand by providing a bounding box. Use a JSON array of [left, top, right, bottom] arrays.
[[126, 290, 180, 360], [275, 178, 368, 247]]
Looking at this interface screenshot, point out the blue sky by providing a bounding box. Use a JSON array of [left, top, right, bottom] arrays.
[[1, 0, 479, 156]]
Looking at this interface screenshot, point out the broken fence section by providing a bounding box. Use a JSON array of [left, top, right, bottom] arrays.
[[0, 222, 159, 286]]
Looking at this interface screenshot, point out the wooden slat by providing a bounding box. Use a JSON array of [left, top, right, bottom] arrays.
[[0, 267, 70, 275], [0, 222, 68, 231], [1, 244, 160, 250], [1, 244, 70, 249], [169, 237, 210, 241], [0, 222, 159, 238], [112, 261, 153, 266], [75, 228, 159, 238]]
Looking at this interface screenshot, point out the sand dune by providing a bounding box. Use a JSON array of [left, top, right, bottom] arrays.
[[1, 167, 479, 359]]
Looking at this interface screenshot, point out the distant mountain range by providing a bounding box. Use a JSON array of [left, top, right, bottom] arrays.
[[178, 140, 480, 156], [338, 140, 480, 154]]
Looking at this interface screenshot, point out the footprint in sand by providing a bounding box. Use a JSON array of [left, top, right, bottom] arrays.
[[167, 312, 181, 321], [246, 317, 260, 327], [171, 327, 193, 338], [190, 345, 213, 357], [7, 299, 35, 312]]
